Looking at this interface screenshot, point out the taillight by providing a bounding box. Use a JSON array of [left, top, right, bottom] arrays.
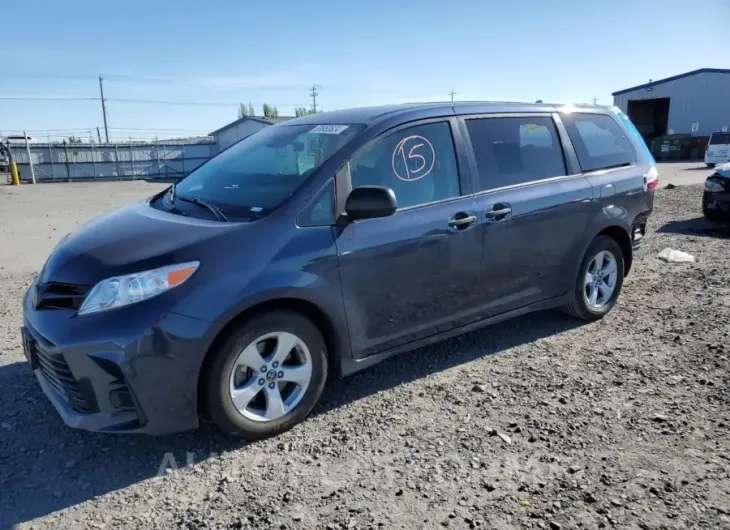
[[644, 166, 659, 190]]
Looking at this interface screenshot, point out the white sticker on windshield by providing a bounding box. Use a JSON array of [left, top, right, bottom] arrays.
[[309, 125, 349, 135], [250, 206, 263, 213]]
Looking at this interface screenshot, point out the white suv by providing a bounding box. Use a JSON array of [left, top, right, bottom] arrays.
[[705, 132, 730, 168]]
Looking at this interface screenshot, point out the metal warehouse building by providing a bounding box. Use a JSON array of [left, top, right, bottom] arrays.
[[209, 115, 293, 154], [612, 68, 730, 143]]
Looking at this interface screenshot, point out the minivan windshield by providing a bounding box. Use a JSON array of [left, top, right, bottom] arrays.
[[171, 123, 363, 219], [709, 133, 730, 145]]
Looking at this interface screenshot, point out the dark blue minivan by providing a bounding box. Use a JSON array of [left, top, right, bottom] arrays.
[[22, 102, 657, 439]]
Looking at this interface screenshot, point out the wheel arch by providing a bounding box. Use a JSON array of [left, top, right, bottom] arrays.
[[196, 296, 345, 418], [595, 225, 633, 276]]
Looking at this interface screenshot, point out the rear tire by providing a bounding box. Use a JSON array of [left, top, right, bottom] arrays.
[[204, 310, 328, 440], [562, 236, 625, 321]]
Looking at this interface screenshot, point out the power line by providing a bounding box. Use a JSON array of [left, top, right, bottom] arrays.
[[0, 95, 308, 107], [104, 73, 312, 90], [2, 71, 314, 89], [111, 98, 306, 107], [0, 96, 98, 101], [5, 128, 210, 135], [6, 127, 99, 132], [109, 127, 209, 132]]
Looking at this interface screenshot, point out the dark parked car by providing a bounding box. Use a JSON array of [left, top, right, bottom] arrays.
[[702, 162, 730, 220], [22, 102, 657, 439]]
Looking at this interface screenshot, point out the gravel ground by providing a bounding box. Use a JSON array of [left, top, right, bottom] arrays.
[[1, 182, 729, 530]]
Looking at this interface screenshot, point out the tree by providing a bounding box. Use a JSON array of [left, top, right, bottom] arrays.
[[295, 107, 317, 117], [238, 102, 257, 118], [262, 104, 279, 118], [67, 136, 82, 144]]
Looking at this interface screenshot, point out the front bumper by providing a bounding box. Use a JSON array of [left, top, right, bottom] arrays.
[[22, 287, 212, 435]]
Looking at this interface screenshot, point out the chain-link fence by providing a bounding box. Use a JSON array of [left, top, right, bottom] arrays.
[[6, 137, 215, 183]]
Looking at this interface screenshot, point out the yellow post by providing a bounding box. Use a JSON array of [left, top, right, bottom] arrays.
[[10, 162, 20, 185]]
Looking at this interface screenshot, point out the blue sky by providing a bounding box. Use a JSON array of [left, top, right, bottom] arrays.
[[1, 0, 728, 141]]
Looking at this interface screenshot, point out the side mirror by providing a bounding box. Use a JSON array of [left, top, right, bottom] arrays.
[[345, 186, 397, 221]]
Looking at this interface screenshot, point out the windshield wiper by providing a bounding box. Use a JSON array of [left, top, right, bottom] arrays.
[[176, 194, 230, 222]]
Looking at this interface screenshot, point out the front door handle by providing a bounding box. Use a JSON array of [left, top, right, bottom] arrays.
[[448, 214, 477, 228], [485, 204, 512, 220]]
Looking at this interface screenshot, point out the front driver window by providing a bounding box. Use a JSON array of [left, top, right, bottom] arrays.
[[350, 121, 461, 209]]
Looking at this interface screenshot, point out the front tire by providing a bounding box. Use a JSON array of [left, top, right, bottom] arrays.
[[562, 236, 625, 321], [204, 310, 328, 440], [706, 163, 716, 168]]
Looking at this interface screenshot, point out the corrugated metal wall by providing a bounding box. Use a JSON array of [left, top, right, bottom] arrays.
[[5, 118, 274, 183], [613, 71, 730, 137], [9, 139, 215, 182]]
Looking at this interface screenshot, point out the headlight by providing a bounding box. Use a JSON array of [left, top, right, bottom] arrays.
[[705, 179, 724, 192], [78, 261, 199, 315]]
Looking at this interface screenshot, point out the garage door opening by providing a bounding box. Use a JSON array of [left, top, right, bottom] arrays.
[[626, 97, 670, 145]]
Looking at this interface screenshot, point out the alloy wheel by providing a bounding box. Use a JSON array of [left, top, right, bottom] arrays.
[[584, 250, 618, 308], [228, 332, 312, 422]]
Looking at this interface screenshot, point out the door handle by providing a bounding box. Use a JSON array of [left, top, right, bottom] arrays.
[[485, 206, 512, 219], [448, 214, 477, 228]]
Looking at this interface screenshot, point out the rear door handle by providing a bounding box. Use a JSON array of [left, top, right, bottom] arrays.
[[485, 206, 512, 220], [448, 214, 477, 228]]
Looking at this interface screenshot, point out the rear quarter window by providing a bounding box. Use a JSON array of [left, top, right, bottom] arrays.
[[561, 113, 637, 172]]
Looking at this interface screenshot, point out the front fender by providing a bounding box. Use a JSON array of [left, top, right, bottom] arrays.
[[206, 266, 349, 351], [173, 224, 351, 375]]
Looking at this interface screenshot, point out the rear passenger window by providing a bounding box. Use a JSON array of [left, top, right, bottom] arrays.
[[350, 121, 461, 209], [561, 113, 636, 172], [466, 117, 566, 191]]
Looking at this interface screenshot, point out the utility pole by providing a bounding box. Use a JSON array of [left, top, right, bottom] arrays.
[[592, 97, 599, 105], [449, 90, 457, 102], [99, 75, 110, 142], [309, 85, 319, 113], [97, 127, 102, 143]]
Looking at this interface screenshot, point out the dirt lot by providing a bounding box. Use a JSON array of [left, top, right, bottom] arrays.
[[0, 177, 729, 530], [656, 162, 717, 187]]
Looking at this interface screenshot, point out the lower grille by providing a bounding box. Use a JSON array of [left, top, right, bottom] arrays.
[[36, 346, 90, 413]]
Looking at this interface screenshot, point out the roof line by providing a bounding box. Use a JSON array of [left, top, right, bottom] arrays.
[[208, 115, 275, 136], [612, 68, 730, 96]]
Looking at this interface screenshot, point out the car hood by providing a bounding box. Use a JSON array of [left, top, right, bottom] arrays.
[[40, 200, 240, 286]]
